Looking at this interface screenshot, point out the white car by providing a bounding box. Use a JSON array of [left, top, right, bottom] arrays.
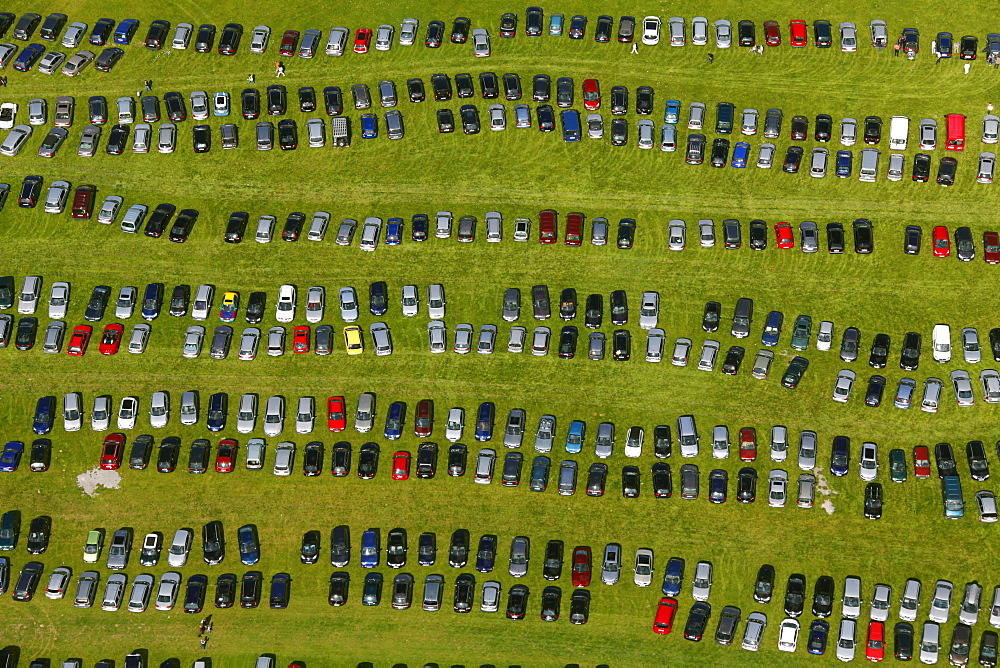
[[338, 287, 359, 322], [166, 529, 192, 567], [711, 426, 730, 459], [375, 24, 394, 51], [767, 470, 788, 507], [117, 396, 139, 430], [691, 561, 712, 601], [0, 102, 16, 129], [295, 397, 315, 434], [832, 369, 856, 402], [263, 395, 285, 437], [932, 323, 952, 362], [928, 580, 954, 623], [48, 281, 70, 319], [633, 548, 654, 587], [667, 220, 686, 250], [951, 369, 976, 407], [859, 442, 879, 480], [816, 321, 834, 351], [445, 408, 465, 442], [962, 327, 982, 363], [91, 395, 111, 431], [835, 618, 856, 662], [777, 618, 800, 652], [149, 391, 169, 428], [623, 426, 643, 457], [638, 291, 659, 329], [153, 572, 182, 611], [275, 284, 296, 322], [401, 285, 419, 317], [471, 28, 490, 57], [641, 16, 661, 45], [870, 584, 892, 621], [305, 287, 325, 323], [249, 25, 271, 53]]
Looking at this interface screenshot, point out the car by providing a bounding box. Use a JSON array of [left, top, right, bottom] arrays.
[[654, 597, 680, 634], [952, 369, 976, 407]]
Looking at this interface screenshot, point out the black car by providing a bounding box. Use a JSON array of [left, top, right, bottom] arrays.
[[684, 602, 712, 641], [542, 540, 563, 580], [586, 462, 608, 496], [327, 571, 348, 606], [168, 285, 190, 317], [416, 442, 437, 479], [430, 73, 452, 101], [594, 15, 613, 42], [239, 571, 262, 608], [537, 104, 556, 131], [303, 442, 323, 477], [622, 465, 641, 498], [436, 108, 455, 133], [966, 440, 990, 481], [609, 290, 628, 325], [913, 153, 931, 182], [93, 47, 123, 72], [540, 586, 561, 621], [406, 78, 425, 103], [84, 286, 111, 321], [11, 561, 43, 601], [814, 20, 833, 46], [168, 209, 198, 243], [864, 482, 883, 519], [935, 442, 958, 478], [25, 515, 50, 554], [105, 124, 129, 154], [144, 203, 176, 238], [652, 463, 673, 498], [191, 124, 211, 153], [895, 622, 915, 661], [864, 116, 882, 144], [144, 19, 170, 49], [736, 467, 757, 503], [784, 574, 806, 617], [448, 529, 470, 568], [410, 215, 429, 241], [29, 438, 50, 471], [617, 218, 636, 249], [330, 441, 351, 477], [357, 442, 379, 479], [780, 356, 809, 389], [852, 218, 874, 253], [636, 85, 653, 115], [959, 35, 978, 59], [450, 17, 471, 43], [783, 146, 804, 172], [387, 528, 407, 569], [215, 573, 236, 608], [686, 133, 706, 164], [903, 225, 922, 255], [453, 573, 475, 612], [368, 281, 388, 316], [532, 74, 551, 102], [707, 469, 727, 504], [826, 222, 845, 253], [737, 20, 756, 46], [721, 346, 745, 375], [753, 564, 775, 603], [295, 86, 316, 113], [506, 584, 530, 619], [611, 329, 631, 361], [526, 7, 544, 36], [790, 115, 808, 140], [330, 525, 350, 567], [447, 443, 466, 477], [701, 301, 721, 332], [936, 156, 958, 186], [991, 328, 1000, 362], [502, 73, 521, 100], [245, 291, 266, 324], [979, 630, 998, 666], [194, 24, 216, 52], [277, 119, 297, 150], [749, 219, 767, 249], [583, 293, 603, 329], [569, 589, 590, 625], [499, 12, 517, 37], [869, 333, 890, 368], [814, 114, 833, 141], [478, 72, 499, 99], [281, 211, 305, 241], [241, 88, 260, 120], [812, 576, 835, 617], [417, 532, 436, 566], [474, 534, 496, 573], [322, 86, 343, 115], [269, 573, 291, 610], [223, 211, 249, 244], [865, 375, 886, 407], [202, 520, 225, 565], [501, 452, 523, 486], [610, 118, 628, 146], [18, 175, 43, 208], [188, 439, 210, 473], [900, 332, 921, 370], [618, 15, 636, 42], [710, 138, 730, 167], [218, 23, 243, 55], [425, 20, 445, 47], [163, 91, 187, 121], [14, 317, 37, 350], [455, 73, 474, 99], [610, 86, 627, 115], [558, 326, 578, 359], [653, 425, 672, 458], [460, 105, 480, 134]]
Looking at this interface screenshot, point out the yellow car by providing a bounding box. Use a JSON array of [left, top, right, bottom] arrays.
[[219, 291, 240, 322], [344, 326, 364, 355]]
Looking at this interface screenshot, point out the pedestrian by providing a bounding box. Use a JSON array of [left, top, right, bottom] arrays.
[[144, 79, 152, 91], [965, 62, 972, 74], [630, 42, 638, 54], [936, 52, 942, 65], [276, 64, 285, 77], [707, 53, 714, 63], [200, 638, 208, 650], [247, 73, 255, 84], [931, 40, 937, 56], [893, 42, 901, 57], [135, 90, 142, 98], [988, 102, 994, 113], [0, 76, 7, 87]]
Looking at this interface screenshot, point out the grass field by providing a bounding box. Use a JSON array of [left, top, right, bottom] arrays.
[[3, 1, 1000, 666]]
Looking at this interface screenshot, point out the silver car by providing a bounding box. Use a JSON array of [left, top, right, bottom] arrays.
[[692, 561, 713, 601], [166, 529, 192, 567], [832, 369, 857, 403], [153, 571, 182, 611], [427, 320, 447, 353], [182, 326, 205, 359], [295, 396, 315, 434], [375, 24, 394, 51], [44, 569, 69, 600], [102, 573, 128, 610], [715, 19, 732, 48], [928, 580, 954, 623], [633, 548, 654, 587], [481, 580, 501, 612], [962, 328, 982, 363], [354, 393, 375, 433], [339, 287, 359, 322], [401, 285, 419, 317], [698, 340, 720, 371], [445, 407, 465, 442], [503, 409, 526, 449], [149, 391, 169, 428], [126, 573, 155, 612], [594, 422, 615, 458], [263, 395, 285, 437], [534, 415, 556, 453], [797, 431, 817, 470], [399, 18, 419, 46], [508, 537, 529, 577], [951, 370, 975, 407], [601, 543, 622, 585], [106, 529, 132, 571], [508, 326, 526, 353], [587, 113, 603, 138], [305, 287, 324, 324], [638, 291, 659, 329], [236, 393, 258, 433], [756, 142, 776, 168], [427, 284, 446, 319], [454, 324, 474, 353]]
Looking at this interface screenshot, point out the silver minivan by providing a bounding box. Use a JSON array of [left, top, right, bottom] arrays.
[[859, 148, 880, 182], [18, 276, 41, 314], [687, 101, 706, 130], [355, 393, 376, 432], [245, 438, 266, 469], [191, 285, 214, 321], [677, 415, 699, 457], [427, 284, 446, 319], [116, 97, 135, 124]]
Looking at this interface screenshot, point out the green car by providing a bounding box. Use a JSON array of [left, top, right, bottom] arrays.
[[889, 448, 908, 483], [790, 315, 813, 351], [780, 356, 809, 389]]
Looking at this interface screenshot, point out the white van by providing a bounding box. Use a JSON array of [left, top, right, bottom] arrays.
[[932, 324, 952, 362], [889, 115, 909, 150], [191, 285, 215, 321]]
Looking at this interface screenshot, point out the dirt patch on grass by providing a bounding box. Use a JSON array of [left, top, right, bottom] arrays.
[[76, 468, 122, 496]]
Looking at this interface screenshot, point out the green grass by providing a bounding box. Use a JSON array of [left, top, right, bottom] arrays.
[[3, 1, 1000, 665]]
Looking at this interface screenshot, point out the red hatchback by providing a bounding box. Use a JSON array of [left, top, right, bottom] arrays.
[[278, 30, 300, 56], [99, 433, 125, 470], [774, 223, 794, 249], [932, 225, 951, 257], [414, 399, 433, 437], [293, 326, 310, 354], [98, 323, 124, 355], [215, 439, 238, 473], [565, 212, 584, 246], [582, 79, 601, 111], [789, 20, 808, 46], [763, 20, 781, 46], [353, 28, 372, 53], [866, 621, 885, 662], [913, 445, 931, 478], [984, 231, 1000, 264], [652, 597, 679, 635], [67, 325, 93, 356], [328, 396, 347, 432], [391, 451, 411, 480], [739, 428, 758, 462], [571, 546, 592, 587]]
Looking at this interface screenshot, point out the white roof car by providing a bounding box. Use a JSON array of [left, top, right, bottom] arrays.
[[118, 396, 139, 429], [641, 16, 661, 45], [928, 580, 953, 623], [485, 212, 502, 241], [691, 561, 712, 601], [633, 548, 654, 587], [777, 618, 800, 652], [667, 220, 686, 251], [445, 407, 465, 442], [428, 284, 446, 318], [660, 123, 676, 151], [741, 611, 767, 650], [623, 425, 643, 457], [836, 618, 857, 662], [249, 25, 271, 53], [886, 152, 905, 181], [639, 291, 659, 329], [767, 470, 788, 507], [359, 216, 382, 250], [275, 284, 296, 323], [149, 391, 169, 428], [62, 392, 82, 431], [375, 24, 394, 51]]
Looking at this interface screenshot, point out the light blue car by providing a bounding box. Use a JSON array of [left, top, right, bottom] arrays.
[[549, 13, 564, 36], [212, 92, 230, 117], [565, 420, 586, 454], [663, 99, 681, 124]]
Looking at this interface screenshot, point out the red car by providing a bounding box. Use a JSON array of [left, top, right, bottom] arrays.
[[932, 225, 950, 257], [215, 439, 238, 473], [582, 79, 601, 111], [328, 396, 347, 432], [414, 399, 433, 437], [99, 433, 126, 470], [652, 597, 679, 635], [98, 323, 124, 355], [353, 28, 372, 53], [67, 325, 93, 356], [789, 20, 808, 46], [774, 223, 794, 249], [866, 621, 885, 662], [913, 445, 931, 479], [293, 326, 310, 354], [565, 212, 584, 246], [984, 231, 1000, 264], [739, 428, 757, 462], [570, 546, 592, 587], [539, 209, 558, 244], [278, 29, 300, 56], [391, 451, 411, 480], [763, 20, 781, 46]]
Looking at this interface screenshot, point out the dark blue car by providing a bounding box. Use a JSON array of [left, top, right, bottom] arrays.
[[662, 557, 685, 596], [384, 401, 405, 440], [474, 402, 495, 441], [385, 218, 404, 246], [830, 436, 850, 476], [474, 534, 497, 572], [113, 19, 139, 45], [237, 523, 260, 565], [140, 283, 163, 321], [807, 619, 830, 655], [761, 310, 784, 347], [369, 281, 388, 316], [360, 113, 377, 139], [12, 43, 44, 72], [411, 214, 428, 241], [32, 396, 54, 435], [360, 529, 379, 568], [0, 441, 24, 472], [206, 392, 228, 432], [568, 15, 587, 39], [836, 150, 853, 178]]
